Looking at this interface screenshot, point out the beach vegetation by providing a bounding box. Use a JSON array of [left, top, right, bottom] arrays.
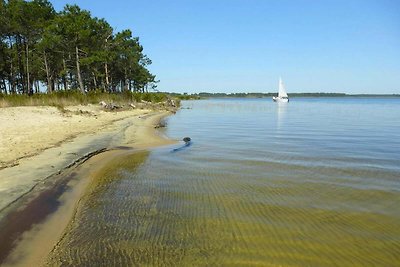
[[0, 90, 169, 107]]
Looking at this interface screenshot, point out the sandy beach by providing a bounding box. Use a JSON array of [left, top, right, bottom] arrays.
[[0, 105, 169, 169], [0, 104, 177, 266]]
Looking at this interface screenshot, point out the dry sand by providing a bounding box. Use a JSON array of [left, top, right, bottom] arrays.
[[0, 105, 160, 169], [0, 104, 177, 266]]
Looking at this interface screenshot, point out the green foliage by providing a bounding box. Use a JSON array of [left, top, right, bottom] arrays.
[[141, 92, 166, 103], [0, 0, 157, 96]]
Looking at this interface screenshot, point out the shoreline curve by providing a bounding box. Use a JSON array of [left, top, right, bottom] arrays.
[[0, 108, 176, 266]]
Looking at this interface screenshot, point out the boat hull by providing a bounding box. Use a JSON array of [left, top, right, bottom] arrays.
[[272, 97, 289, 103]]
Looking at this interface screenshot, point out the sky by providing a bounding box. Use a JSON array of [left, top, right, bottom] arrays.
[[52, 0, 400, 94]]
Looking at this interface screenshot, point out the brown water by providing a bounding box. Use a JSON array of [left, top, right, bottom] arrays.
[[47, 98, 400, 266]]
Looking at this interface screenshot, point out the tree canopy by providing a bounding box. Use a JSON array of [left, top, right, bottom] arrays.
[[0, 0, 157, 95]]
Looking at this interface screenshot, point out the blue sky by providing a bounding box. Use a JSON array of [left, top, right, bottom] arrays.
[[52, 0, 400, 94]]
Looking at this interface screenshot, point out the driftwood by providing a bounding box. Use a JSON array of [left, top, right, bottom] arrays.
[[99, 97, 178, 112], [167, 98, 176, 107], [99, 101, 122, 110]]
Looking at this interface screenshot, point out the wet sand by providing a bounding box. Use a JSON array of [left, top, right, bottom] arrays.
[[0, 106, 176, 266]]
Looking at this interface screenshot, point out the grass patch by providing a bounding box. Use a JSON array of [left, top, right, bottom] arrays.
[[0, 91, 171, 108]]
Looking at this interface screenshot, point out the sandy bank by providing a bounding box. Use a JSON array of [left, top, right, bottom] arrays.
[[0, 105, 177, 266], [0, 105, 159, 169], [0, 105, 175, 212]]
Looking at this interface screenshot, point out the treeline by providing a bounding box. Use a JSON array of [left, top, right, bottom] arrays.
[[0, 0, 157, 95]]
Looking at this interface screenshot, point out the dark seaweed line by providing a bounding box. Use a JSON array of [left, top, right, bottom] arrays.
[[0, 148, 112, 265], [0, 148, 109, 215]]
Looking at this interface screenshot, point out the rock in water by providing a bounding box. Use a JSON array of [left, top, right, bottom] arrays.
[[154, 120, 167, 129]]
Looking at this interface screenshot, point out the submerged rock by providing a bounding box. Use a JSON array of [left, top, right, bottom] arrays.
[[154, 120, 167, 129]]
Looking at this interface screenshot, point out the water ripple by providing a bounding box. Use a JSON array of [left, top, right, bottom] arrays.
[[47, 98, 400, 266]]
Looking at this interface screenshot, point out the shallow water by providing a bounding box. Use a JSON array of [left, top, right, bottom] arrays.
[[48, 98, 400, 266]]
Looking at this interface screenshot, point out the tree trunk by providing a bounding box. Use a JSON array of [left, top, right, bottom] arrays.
[[25, 42, 30, 94], [16, 36, 25, 93], [104, 62, 110, 91], [110, 77, 114, 92], [123, 68, 128, 92], [92, 72, 97, 89], [0, 79, 7, 94], [104, 34, 111, 93], [9, 62, 15, 94], [8, 79, 12, 94], [62, 58, 69, 90], [69, 72, 73, 89], [101, 80, 106, 92], [34, 80, 39, 93], [8, 36, 15, 94], [43, 52, 53, 93], [75, 46, 84, 93]]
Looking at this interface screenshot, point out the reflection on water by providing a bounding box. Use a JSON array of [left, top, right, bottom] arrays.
[[47, 98, 400, 266], [276, 101, 288, 131]]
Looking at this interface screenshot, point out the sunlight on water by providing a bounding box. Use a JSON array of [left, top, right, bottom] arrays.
[[47, 98, 400, 266]]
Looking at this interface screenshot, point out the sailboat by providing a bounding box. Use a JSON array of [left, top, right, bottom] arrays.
[[272, 77, 289, 102]]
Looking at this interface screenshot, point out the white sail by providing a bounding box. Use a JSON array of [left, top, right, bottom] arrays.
[[278, 77, 288, 98]]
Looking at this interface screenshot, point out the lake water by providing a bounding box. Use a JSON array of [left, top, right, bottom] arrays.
[[48, 98, 400, 266]]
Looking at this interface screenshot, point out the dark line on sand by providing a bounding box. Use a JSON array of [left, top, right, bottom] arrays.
[[0, 148, 108, 265]]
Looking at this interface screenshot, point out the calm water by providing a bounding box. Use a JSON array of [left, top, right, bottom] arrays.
[[48, 98, 400, 266]]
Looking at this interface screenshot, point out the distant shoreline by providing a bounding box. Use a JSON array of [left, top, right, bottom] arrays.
[[168, 92, 400, 100]]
